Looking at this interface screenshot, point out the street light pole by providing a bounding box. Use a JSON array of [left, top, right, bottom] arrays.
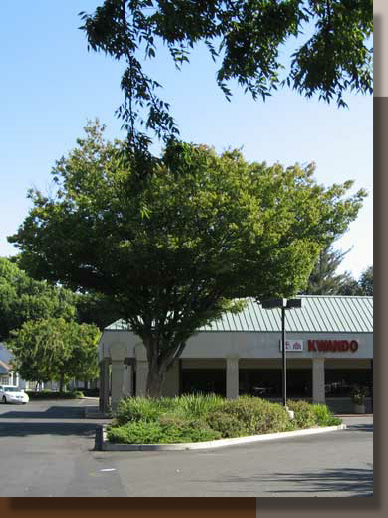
[[281, 305, 286, 407], [261, 297, 302, 409]]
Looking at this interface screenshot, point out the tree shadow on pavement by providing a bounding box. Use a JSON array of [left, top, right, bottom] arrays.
[[0, 421, 98, 438], [0, 405, 85, 419], [199, 466, 373, 496], [344, 424, 373, 433]]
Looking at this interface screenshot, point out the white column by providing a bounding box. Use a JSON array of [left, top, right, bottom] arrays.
[[136, 361, 148, 397], [312, 358, 325, 404], [99, 359, 110, 412], [226, 357, 239, 399], [111, 360, 125, 409], [123, 361, 133, 397]]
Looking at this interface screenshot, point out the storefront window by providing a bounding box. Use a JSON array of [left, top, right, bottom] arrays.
[[324, 369, 372, 397], [239, 369, 312, 398], [181, 369, 226, 396]]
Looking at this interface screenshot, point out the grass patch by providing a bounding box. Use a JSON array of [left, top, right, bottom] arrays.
[[107, 395, 342, 444]]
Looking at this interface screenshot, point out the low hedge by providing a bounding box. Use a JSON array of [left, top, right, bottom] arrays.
[[82, 388, 99, 397], [107, 395, 342, 445], [26, 390, 84, 399]]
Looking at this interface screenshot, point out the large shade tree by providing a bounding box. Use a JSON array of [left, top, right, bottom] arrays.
[[9, 123, 366, 395], [80, 0, 373, 147]]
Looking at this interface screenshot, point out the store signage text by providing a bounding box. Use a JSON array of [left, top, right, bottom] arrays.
[[279, 340, 304, 352], [308, 340, 358, 353]]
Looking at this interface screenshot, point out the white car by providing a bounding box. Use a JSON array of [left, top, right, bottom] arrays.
[[0, 385, 29, 404]]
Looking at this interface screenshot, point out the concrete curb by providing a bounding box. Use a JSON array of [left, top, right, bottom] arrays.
[[97, 423, 347, 451]]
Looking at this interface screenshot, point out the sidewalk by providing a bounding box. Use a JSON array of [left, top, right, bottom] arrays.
[[335, 414, 373, 427]]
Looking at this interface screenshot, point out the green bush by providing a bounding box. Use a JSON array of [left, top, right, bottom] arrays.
[[73, 390, 85, 399], [206, 410, 250, 438], [114, 397, 175, 425], [114, 394, 224, 426], [107, 418, 221, 444], [26, 390, 80, 400], [286, 400, 317, 428], [108, 395, 343, 444], [215, 396, 292, 434], [175, 393, 224, 418], [311, 403, 342, 426]]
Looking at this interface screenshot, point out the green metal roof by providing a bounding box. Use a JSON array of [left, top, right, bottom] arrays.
[[105, 295, 373, 334]]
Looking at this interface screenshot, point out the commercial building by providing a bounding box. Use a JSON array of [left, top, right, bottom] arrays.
[[99, 295, 373, 413]]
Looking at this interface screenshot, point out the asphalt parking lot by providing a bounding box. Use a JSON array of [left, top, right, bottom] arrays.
[[0, 399, 373, 497]]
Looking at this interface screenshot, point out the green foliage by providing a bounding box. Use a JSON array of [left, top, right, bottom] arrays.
[[205, 411, 250, 438], [350, 385, 367, 404], [286, 400, 341, 427], [359, 266, 373, 296], [213, 396, 292, 434], [310, 403, 342, 426], [303, 247, 373, 296], [108, 395, 342, 444], [0, 257, 77, 341], [114, 396, 175, 425], [75, 292, 123, 330], [286, 399, 317, 428], [303, 245, 353, 295], [107, 419, 221, 444], [26, 390, 83, 400], [173, 393, 224, 418], [80, 1, 373, 146], [8, 123, 366, 396], [8, 317, 101, 387]]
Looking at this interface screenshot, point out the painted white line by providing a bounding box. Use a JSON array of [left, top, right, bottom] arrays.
[[100, 468, 116, 472]]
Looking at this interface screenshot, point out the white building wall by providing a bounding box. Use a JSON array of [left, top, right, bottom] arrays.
[[100, 328, 372, 409], [100, 330, 373, 361]]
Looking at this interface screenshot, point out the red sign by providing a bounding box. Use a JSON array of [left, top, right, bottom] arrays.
[[308, 340, 358, 353]]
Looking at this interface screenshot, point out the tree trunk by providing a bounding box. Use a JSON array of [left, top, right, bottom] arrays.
[[145, 367, 166, 398], [143, 335, 181, 397], [59, 372, 65, 393]]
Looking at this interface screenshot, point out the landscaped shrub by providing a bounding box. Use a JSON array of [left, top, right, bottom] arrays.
[[108, 395, 342, 444], [175, 393, 224, 419], [310, 403, 342, 426], [114, 396, 175, 425], [287, 400, 342, 427], [206, 410, 250, 438], [107, 418, 221, 444], [215, 396, 292, 434], [286, 400, 318, 428]]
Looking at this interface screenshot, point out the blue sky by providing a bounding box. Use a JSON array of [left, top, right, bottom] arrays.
[[0, 1, 372, 279]]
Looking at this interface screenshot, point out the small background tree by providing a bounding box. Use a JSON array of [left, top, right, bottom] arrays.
[[8, 318, 101, 392], [0, 257, 77, 342]]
